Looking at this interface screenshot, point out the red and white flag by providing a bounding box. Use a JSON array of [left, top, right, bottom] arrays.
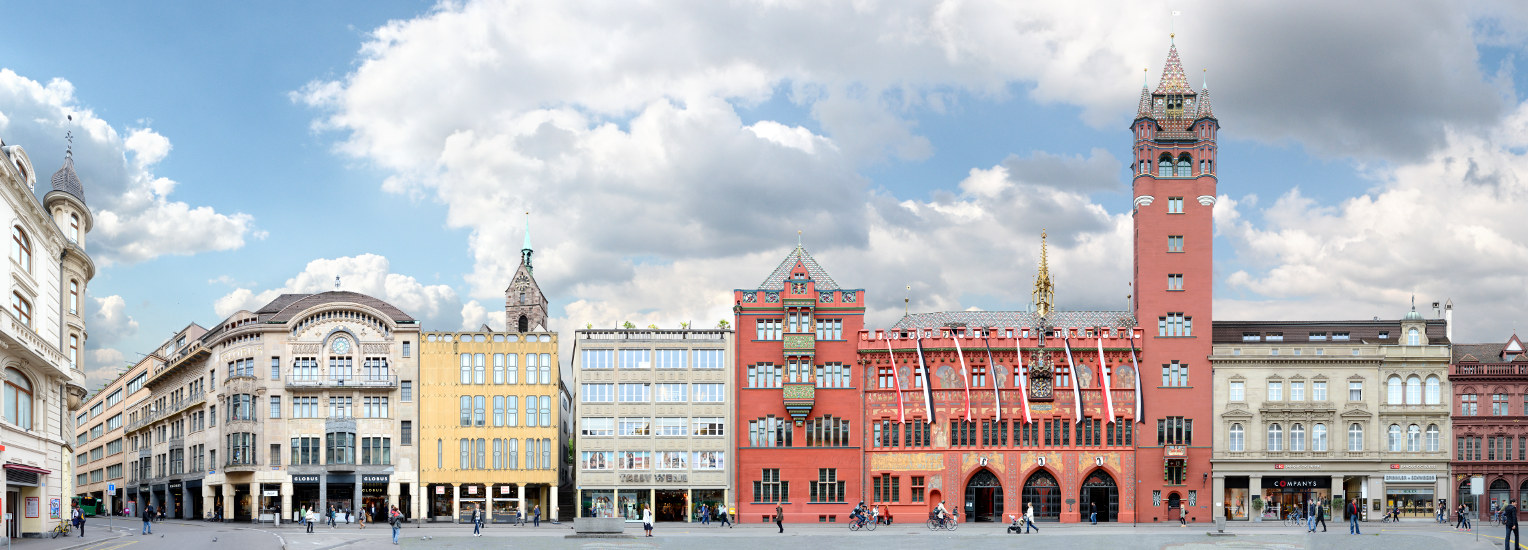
[[1131, 340, 1145, 424], [1097, 337, 1114, 424], [887, 339, 906, 424], [1062, 334, 1083, 422], [1015, 338, 1032, 424], [953, 335, 973, 422], [915, 333, 936, 424], [983, 333, 1001, 423]]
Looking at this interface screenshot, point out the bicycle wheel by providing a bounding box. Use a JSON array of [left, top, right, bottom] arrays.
[[927, 518, 938, 530], [948, 519, 958, 531], [848, 520, 860, 531], [867, 519, 877, 531]]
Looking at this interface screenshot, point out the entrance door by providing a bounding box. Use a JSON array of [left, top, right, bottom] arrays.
[[1022, 471, 1061, 522], [1078, 470, 1118, 522], [655, 490, 688, 522], [6, 490, 17, 538], [1167, 492, 1182, 520], [963, 469, 1003, 522]]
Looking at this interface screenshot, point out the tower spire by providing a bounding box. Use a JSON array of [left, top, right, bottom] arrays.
[[1032, 230, 1054, 318], [521, 211, 533, 273]]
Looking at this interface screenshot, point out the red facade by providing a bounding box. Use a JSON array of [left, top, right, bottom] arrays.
[[1449, 335, 1528, 515], [1130, 41, 1217, 523], [858, 323, 1142, 524], [732, 248, 865, 523]]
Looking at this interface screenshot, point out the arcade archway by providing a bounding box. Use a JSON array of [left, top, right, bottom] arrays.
[[1022, 470, 1061, 522], [1078, 469, 1118, 522], [963, 469, 1003, 522]]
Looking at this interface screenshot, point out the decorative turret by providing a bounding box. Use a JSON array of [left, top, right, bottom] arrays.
[[1032, 230, 1054, 318], [1196, 71, 1215, 119], [505, 213, 548, 333], [1137, 69, 1153, 118], [520, 212, 533, 274]]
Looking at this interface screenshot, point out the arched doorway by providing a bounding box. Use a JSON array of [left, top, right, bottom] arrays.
[[963, 469, 1003, 522], [1491, 479, 1511, 512], [1021, 470, 1061, 522], [518, 315, 529, 332], [1167, 492, 1182, 521], [1078, 469, 1118, 522], [927, 490, 943, 518]]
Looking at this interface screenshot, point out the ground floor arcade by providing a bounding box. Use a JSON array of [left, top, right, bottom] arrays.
[[865, 449, 1137, 524], [423, 482, 556, 523]]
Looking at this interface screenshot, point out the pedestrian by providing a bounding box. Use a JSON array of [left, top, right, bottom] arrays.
[[699, 503, 709, 525], [472, 507, 482, 537], [141, 503, 155, 535], [643, 504, 654, 537], [306, 508, 317, 533], [533, 504, 541, 527], [1314, 498, 1327, 532], [1506, 500, 1520, 550], [1024, 502, 1038, 533], [1306, 498, 1318, 532], [389, 506, 402, 545], [1348, 498, 1361, 534], [1459, 503, 1472, 530], [776, 503, 784, 533], [358, 506, 366, 530], [72, 501, 85, 537], [1089, 501, 1097, 525], [719, 504, 732, 528]]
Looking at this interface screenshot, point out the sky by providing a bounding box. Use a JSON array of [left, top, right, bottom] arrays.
[[2, 1, 1527, 392]]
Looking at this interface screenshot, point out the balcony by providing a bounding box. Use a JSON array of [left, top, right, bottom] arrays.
[[125, 389, 206, 432], [782, 382, 815, 423], [0, 308, 68, 372], [783, 333, 815, 356], [223, 458, 261, 473], [1452, 363, 1528, 376], [285, 374, 398, 389], [576, 329, 728, 340]]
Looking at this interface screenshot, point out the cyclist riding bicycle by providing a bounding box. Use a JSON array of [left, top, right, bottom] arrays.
[[851, 501, 867, 526], [934, 500, 949, 525]]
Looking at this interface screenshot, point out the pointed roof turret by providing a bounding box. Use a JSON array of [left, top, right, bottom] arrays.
[[50, 132, 86, 204], [520, 212, 533, 274], [1137, 68, 1153, 117], [758, 242, 839, 290], [1154, 40, 1192, 94], [1032, 230, 1054, 317]]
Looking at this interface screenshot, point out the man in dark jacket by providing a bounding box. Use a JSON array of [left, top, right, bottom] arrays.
[[1313, 499, 1327, 532], [141, 504, 155, 535], [1505, 500, 1520, 550], [1347, 499, 1361, 535]]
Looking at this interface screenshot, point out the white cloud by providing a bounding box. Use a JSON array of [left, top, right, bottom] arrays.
[[83, 347, 127, 394], [87, 295, 140, 345], [0, 69, 255, 265], [213, 254, 467, 329]]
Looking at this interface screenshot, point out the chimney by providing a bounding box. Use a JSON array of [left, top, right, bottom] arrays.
[[1445, 299, 1453, 341]]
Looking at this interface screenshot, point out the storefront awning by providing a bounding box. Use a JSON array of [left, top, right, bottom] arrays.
[[3, 462, 51, 475]]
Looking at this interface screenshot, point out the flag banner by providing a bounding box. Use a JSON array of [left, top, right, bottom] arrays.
[[1062, 335, 1083, 423], [953, 335, 973, 422], [887, 339, 906, 424], [915, 333, 936, 424], [1016, 338, 1032, 424], [1097, 337, 1114, 424], [983, 333, 1001, 423], [1130, 341, 1144, 423]]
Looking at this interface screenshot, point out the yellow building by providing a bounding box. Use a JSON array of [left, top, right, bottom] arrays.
[[419, 230, 568, 523]]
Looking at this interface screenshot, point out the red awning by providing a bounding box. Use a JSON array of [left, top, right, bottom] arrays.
[[3, 462, 51, 475]]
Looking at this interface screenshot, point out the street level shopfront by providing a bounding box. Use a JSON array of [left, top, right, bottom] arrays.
[[1216, 464, 1448, 521], [577, 473, 727, 523]]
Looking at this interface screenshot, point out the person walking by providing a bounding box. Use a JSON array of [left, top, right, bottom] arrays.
[[141, 503, 155, 535], [776, 504, 784, 533], [1506, 500, 1520, 550], [306, 508, 318, 533], [1025, 502, 1038, 533], [389, 506, 402, 545], [1314, 498, 1327, 532], [533, 504, 541, 527], [719, 504, 732, 528], [1089, 501, 1097, 525], [698, 503, 707, 525], [472, 507, 482, 537], [1459, 502, 1472, 530], [358, 506, 366, 530], [643, 504, 654, 537], [1306, 498, 1318, 532], [72, 501, 85, 537]]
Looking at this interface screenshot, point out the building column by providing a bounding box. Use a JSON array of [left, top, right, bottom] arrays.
[[387, 481, 400, 519], [221, 483, 235, 521], [319, 473, 328, 515], [353, 479, 362, 520], [550, 485, 558, 523], [452, 484, 461, 522], [202, 485, 213, 520], [1248, 475, 1262, 521], [282, 482, 293, 523], [1368, 476, 1383, 518], [1211, 475, 1225, 521], [253, 482, 262, 523], [518, 484, 526, 517], [1331, 475, 1345, 520]]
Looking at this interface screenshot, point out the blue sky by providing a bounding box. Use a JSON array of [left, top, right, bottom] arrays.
[[3, 1, 1526, 389]]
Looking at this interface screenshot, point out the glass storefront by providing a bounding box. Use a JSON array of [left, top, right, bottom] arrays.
[[1224, 477, 1249, 521], [1258, 477, 1329, 521], [581, 489, 615, 518], [655, 490, 687, 522], [491, 484, 521, 523], [1384, 487, 1435, 517], [428, 484, 453, 520], [617, 489, 651, 522], [459, 483, 486, 523], [692, 489, 725, 522]]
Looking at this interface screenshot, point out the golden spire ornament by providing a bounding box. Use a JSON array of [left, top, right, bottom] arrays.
[[1032, 230, 1054, 317]]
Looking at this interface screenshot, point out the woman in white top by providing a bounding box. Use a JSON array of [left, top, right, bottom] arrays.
[[643, 505, 655, 537]]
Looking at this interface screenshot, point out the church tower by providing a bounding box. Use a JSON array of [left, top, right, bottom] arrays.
[[1132, 38, 1217, 522], [505, 216, 548, 333]]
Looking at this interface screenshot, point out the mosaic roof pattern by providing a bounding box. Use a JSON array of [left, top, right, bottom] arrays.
[[1154, 43, 1192, 94], [756, 245, 840, 290], [890, 310, 1134, 330]]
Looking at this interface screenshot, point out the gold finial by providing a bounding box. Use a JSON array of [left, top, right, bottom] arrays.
[[1032, 230, 1054, 318], [797, 230, 802, 248], [905, 285, 911, 315]]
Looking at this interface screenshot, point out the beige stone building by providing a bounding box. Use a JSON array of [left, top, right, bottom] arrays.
[[1, 139, 94, 538], [572, 328, 734, 523], [122, 324, 208, 518], [124, 291, 421, 522], [1210, 307, 1451, 522], [74, 330, 173, 516]]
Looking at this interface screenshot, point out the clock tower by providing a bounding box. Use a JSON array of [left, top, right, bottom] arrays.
[[506, 217, 548, 333]]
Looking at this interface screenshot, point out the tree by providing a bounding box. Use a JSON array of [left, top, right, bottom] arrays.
[[717, 320, 730, 329], [622, 321, 636, 329]]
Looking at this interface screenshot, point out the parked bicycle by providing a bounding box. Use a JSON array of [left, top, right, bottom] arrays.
[[50, 520, 71, 539]]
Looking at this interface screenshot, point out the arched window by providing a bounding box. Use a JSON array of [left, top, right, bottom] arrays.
[[69, 334, 79, 369], [1158, 155, 1173, 177], [1388, 424, 1403, 452], [1406, 424, 1421, 452], [1348, 423, 1364, 451], [1313, 423, 1328, 451], [1229, 423, 1245, 452], [69, 213, 79, 242], [1425, 376, 1441, 404], [1405, 375, 1421, 404], [1408, 328, 1420, 346], [11, 292, 31, 328], [69, 280, 79, 315], [10, 225, 30, 273], [1267, 423, 1283, 451], [3, 367, 33, 429], [1387, 375, 1403, 404], [1291, 423, 1306, 451], [1175, 154, 1192, 177], [1426, 424, 1440, 452]]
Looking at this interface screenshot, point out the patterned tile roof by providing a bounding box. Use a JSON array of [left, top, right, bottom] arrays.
[[1137, 85, 1152, 118], [756, 245, 839, 291], [1155, 43, 1192, 94], [1453, 342, 1527, 363], [890, 310, 1134, 330], [50, 156, 86, 204], [1197, 85, 1214, 118], [258, 291, 417, 323]]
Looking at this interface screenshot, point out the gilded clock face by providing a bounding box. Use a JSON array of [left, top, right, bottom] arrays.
[[331, 337, 351, 355]]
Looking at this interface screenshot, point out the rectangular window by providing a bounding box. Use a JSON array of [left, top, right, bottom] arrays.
[[618, 349, 652, 369], [655, 383, 688, 402], [654, 417, 687, 436], [810, 468, 845, 503], [693, 349, 724, 369], [1158, 313, 1192, 337], [401, 341, 411, 358], [693, 451, 725, 470], [1168, 196, 1184, 214], [1313, 381, 1328, 401], [816, 363, 851, 389], [749, 416, 792, 447], [618, 450, 650, 470], [1161, 361, 1188, 387], [269, 396, 281, 418], [581, 418, 614, 437], [580, 451, 613, 471], [1157, 416, 1192, 445], [1290, 381, 1305, 401], [582, 349, 614, 369], [1267, 381, 1283, 401], [581, 383, 613, 402], [618, 418, 651, 436], [1167, 274, 1183, 291], [755, 319, 783, 340], [814, 318, 844, 340], [911, 476, 926, 503], [1462, 394, 1478, 416], [656, 349, 688, 369], [1494, 393, 1509, 416], [1332, 332, 1351, 341], [692, 383, 725, 402], [754, 468, 788, 503], [872, 473, 900, 503], [1349, 381, 1363, 401], [619, 383, 651, 402], [1168, 235, 1184, 252], [747, 363, 782, 388], [1229, 381, 1245, 401], [692, 417, 725, 436], [401, 420, 412, 446], [270, 357, 281, 379]]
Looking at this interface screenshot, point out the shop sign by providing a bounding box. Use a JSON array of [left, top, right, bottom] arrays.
[[361, 474, 390, 484], [1274, 464, 1322, 470], [1384, 474, 1436, 483], [1387, 488, 1431, 495], [292, 475, 321, 484], [501, 486, 511, 495], [168, 481, 182, 489], [1165, 446, 1187, 457], [468, 486, 478, 495], [619, 473, 689, 484], [435, 486, 445, 495], [263, 490, 279, 497], [1262, 477, 1325, 489], [1389, 464, 1432, 470]]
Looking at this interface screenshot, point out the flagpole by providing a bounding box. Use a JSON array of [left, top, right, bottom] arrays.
[[915, 333, 936, 425]]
